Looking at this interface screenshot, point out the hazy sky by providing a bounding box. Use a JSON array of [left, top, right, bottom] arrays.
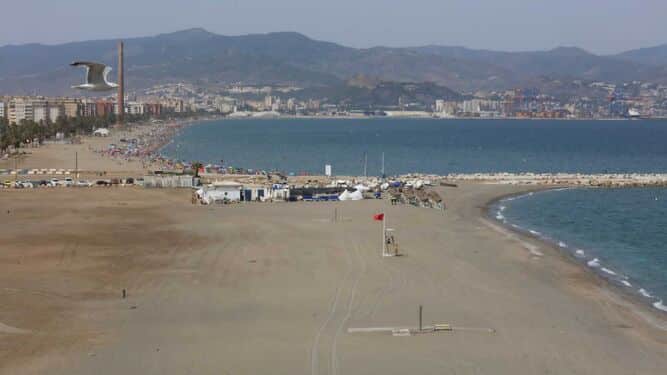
[[3, 0, 666, 53]]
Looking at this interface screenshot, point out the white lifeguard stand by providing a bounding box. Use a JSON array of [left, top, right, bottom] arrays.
[[382, 218, 399, 257]]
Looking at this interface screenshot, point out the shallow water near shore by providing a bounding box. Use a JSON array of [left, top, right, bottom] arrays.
[[161, 118, 667, 175], [493, 187, 667, 313]]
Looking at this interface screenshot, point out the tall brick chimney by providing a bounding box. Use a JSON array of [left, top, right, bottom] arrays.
[[117, 41, 124, 126]]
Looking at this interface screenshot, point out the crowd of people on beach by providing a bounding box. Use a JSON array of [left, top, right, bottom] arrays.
[[91, 121, 191, 171]]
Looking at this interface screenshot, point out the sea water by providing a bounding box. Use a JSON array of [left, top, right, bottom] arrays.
[[162, 118, 667, 175], [494, 188, 667, 313]]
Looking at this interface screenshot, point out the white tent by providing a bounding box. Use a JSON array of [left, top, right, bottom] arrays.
[[348, 190, 363, 200], [354, 184, 370, 192], [339, 189, 363, 201], [338, 190, 352, 201]]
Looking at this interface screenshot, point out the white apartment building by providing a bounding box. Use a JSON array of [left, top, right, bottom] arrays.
[[33, 106, 48, 123], [435, 100, 445, 113], [127, 102, 144, 115], [9, 98, 34, 124], [0, 101, 6, 119], [434, 100, 459, 116], [30, 99, 47, 123], [49, 106, 63, 122]]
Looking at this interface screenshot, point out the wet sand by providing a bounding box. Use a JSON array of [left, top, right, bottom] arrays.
[[0, 184, 665, 374]]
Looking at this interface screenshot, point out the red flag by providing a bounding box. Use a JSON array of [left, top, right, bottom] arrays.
[[373, 213, 385, 221]]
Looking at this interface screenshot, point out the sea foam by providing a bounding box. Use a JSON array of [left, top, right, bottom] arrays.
[[653, 300, 667, 312], [621, 280, 632, 287], [558, 241, 568, 248], [639, 289, 653, 298], [575, 249, 585, 257], [601, 267, 617, 276], [587, 258, 601, 268]]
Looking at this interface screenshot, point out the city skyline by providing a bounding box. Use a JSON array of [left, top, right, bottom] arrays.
[[2, 0, 667, 54]]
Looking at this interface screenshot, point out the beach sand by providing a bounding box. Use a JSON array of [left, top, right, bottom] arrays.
[[0, 121, 187, 177], [0, 184, 665, 374], [0, 131, 141, 173]]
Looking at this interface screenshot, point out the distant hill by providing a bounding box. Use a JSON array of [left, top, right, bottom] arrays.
[[410, 46, 651, 83], [613, 44, 667, 66], [1, 28, 666, 96], [293, 80, 463, 109]]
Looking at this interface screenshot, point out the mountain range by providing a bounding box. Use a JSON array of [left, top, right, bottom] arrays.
[[1, 28, 667, 96]]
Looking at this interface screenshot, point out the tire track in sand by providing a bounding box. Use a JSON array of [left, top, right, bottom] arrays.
[[331, 242, 366, 375], [310, 242, 352, 375]]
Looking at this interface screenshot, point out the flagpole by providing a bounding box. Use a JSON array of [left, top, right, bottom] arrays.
[[382, 213, 386, 257]]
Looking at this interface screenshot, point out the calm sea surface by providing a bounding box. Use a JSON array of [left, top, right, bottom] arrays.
[[164, 118, 667, 312], [161, 118, 667, 175]]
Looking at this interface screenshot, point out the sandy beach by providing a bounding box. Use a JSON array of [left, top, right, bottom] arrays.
[[0, 119, 193, 178], [1, 184, 665, 374]]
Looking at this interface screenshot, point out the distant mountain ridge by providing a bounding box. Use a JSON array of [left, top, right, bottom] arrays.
[[1, 28, 666, 96], [614, 44, 667, 66]]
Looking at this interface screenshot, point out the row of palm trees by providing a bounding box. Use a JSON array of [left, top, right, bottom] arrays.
[[1, 115, 116, 153], [1, 109, 206, 156], [0, 113, 149, 154]]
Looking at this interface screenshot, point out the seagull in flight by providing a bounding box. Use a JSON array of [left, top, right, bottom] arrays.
[[70, 61, 118, 91]]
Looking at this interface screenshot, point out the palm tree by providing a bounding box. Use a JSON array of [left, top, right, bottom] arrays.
[[0, 120, 10, 153]]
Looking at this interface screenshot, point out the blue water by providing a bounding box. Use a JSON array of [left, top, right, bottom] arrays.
[[495, 188, 667, 313], [162, 118, 667, 175]]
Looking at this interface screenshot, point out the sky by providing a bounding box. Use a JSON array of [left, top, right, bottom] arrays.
[[2, 0, 667, 53]]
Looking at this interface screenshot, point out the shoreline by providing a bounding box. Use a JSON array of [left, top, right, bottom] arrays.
[[481, 186, 667, 331], [211, 114, 667, 121]]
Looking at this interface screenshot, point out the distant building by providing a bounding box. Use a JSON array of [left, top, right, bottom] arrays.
[[95, 101, 115, 118], [9, 97, 34, 124], [160, 98, 184, 113], [49, 106, 63, 122], [33, 105, 49, 123], [81, 99, 97, 117], [60, 98, 81, 118], [434, 100, 459, 116], [264, 95, 274, 110], [127, 102, 144, 115], [286, 98, 296, 112], [144, 103, 162, 116], [0, 101, 6, 120], [435, 100, 445, 113]]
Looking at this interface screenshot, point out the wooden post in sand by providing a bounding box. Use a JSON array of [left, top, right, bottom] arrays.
[[419, 305, 423, 332]]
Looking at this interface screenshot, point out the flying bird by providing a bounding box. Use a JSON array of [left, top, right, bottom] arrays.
[[70, 61, 118, 91]]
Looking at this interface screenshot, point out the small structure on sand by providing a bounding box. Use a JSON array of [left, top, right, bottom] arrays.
[[93, 128, 110, 137]]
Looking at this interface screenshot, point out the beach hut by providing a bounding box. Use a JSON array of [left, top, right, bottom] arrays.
[[209, 181, 243, 202]]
